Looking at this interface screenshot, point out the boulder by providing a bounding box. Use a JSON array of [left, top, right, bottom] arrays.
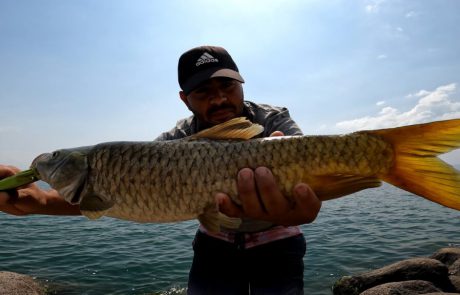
[[450, 259, 460, 276], [0, 271, 45, 295], [431, 248, 460, 267], [450, 275, 460, 293], [332, 258, 451, 295], [359, 280, 441, 295]]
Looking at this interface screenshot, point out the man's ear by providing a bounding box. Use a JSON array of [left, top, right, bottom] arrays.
[[179, 91, 190, 108]]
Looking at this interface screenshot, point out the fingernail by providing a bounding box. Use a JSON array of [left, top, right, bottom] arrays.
[[239, 169, 252, 181], [295, 185, 308, 196], [255, 167, 269, 177]]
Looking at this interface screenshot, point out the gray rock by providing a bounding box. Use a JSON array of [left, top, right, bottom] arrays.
[[333, 258, 451, 295], [359, 280, 441, 295], [431, 248, 460, 267], [450, 259, 460, 276], [450, 275, 460, 293], [0, 271, 45, 295], [423, 293, 460, 295]]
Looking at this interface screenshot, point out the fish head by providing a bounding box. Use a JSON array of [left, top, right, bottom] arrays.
[[31, 147, 90, 204]]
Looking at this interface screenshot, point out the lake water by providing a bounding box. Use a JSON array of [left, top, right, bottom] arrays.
[[0, 184, 459, 294]]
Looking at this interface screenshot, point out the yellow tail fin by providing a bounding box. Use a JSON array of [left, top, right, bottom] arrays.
[[369, 119, 460, 210]]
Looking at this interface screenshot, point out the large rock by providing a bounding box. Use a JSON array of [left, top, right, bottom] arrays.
[[431, 248, 460, 266], [332, 258, 452, 295], [450, 259, 460, 276], [0, 271, 45, 295], [359, 280, 441, 295], [450, 275, 460, 293]]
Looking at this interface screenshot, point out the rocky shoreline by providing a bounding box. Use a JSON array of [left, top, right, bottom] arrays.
[[333, 247, 460, 294], [2, 247, 459, 294], [0, 271, 46, 295]]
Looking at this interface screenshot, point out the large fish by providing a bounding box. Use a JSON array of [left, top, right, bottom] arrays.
[[23, 118, 460, 231]]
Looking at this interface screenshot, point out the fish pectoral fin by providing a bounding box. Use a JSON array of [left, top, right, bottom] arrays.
[[188, 117, 264, 140], [308, 175, 382, 201], [198, 207, 242, 233], [79, 193, 114, 220]]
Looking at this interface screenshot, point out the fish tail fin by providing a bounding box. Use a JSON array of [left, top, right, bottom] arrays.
[[371, 119, 460, 210]]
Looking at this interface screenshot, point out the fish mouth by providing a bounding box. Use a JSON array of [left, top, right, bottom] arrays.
[[31, 153, 70, 181], [30, 153, 51, 170]]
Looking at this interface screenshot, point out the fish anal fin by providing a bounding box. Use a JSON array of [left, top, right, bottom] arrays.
[[189, 117, 264, 140], [79, 193, 114, 220], [198, 206, 242, 233], [307, 175, 382, 201]]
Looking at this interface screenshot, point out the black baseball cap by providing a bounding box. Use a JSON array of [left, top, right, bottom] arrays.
[[178, 46, 245, 94]]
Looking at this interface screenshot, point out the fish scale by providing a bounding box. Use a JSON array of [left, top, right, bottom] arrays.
[[24, 117, 460, 232]]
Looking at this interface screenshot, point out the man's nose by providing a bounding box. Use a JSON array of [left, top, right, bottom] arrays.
[[209, 88, 227, 105]]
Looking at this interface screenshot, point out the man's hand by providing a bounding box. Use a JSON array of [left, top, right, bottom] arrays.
[[216, 131, 322, 226], [216, 168, 321, 226], [0, 165, 25, 215], [0, 164, 50, 215], [0, 164, 81, 216]]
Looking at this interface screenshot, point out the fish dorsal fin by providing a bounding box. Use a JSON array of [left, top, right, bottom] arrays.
[[189, 117, 264, 140]]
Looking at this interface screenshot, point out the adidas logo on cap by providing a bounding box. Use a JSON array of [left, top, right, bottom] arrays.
[[196, 52, 219, 66]]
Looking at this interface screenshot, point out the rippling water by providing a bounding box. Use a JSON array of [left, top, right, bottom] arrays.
[[1, 184, 459, 294]]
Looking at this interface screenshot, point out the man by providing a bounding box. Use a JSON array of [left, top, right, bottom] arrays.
[[0, 45, 321, 294], [157, 46, 321, 295]]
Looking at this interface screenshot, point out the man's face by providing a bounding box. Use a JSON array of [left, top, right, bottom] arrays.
[[180, 77, 244, 126]]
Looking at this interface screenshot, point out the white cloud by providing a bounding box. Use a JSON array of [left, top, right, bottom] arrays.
[[405, 11, 418, 18], [335, 83, 459, 132], [365, 0, 385, 13], [376, 101, 385, 106], [406, 89, 431, 98], [377, 54, 387, 60]]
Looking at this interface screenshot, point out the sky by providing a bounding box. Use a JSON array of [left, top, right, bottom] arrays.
[[0, 0, 460, 168]]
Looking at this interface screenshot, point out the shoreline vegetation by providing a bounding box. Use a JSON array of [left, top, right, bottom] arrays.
[[2, 247, 458, 295]]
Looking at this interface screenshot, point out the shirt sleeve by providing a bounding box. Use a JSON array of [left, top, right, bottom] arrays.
[[154, 130, 176, 141], [154, 117, 194, 141], [263, 107, 303, 137]]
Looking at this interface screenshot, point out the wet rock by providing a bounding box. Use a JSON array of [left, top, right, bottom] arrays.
[[359, 280, 441, 295], [450, 275, 460, 293], [332, 258, 451, 295], [0, 271, 45, 295], [450, 259, 460, 276], [431, 248, 460, 267]]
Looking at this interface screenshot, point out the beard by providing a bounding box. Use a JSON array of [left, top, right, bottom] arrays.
[[191, 102, 244, 130]]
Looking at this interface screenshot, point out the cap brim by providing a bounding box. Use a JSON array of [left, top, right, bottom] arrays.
[[182, 67, 244, 94]]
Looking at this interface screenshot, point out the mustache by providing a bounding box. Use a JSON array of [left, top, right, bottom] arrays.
[[206, 103, 236, 116]]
